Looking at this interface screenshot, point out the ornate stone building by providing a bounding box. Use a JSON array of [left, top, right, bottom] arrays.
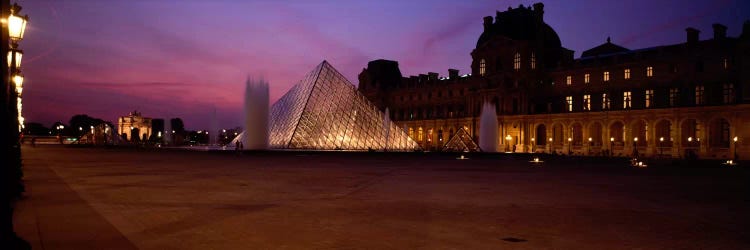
[[117, 111, 152, 142], [359, 3, 750, 159]]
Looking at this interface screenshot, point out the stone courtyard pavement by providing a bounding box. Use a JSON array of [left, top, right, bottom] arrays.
[[14, 146, 750, 249]]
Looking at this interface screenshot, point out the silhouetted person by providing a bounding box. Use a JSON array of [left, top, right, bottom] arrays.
[[31, 137, 36, 147], [235, 141, 240, 151], [239, 142, 244, 150]]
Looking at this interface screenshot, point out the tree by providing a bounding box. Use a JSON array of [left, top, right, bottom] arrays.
[[170, 118, 185, 133], [23, 122, 48, 136], [170, 118, 186, 145], [68, 114, 106, 137]]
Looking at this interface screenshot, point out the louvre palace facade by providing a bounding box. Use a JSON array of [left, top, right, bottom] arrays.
[[359, 3, 750, 159]]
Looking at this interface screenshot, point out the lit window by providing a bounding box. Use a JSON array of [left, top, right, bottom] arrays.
[[584, 73, 590, 83], [418, 127, 424, 141], [647, 66, 653, 77], [602, 93, 610, 110], [723, 83, 734, 104], [645, 89, 653, 108], [603, 71, 610, 82], [530, 52, 536, 69], [566, 76, 572, 85], [723, 58, 729, 69], [695, 85, 704, 105], [408, 127, 414, 138], [624, 69, 631, 79], [623, 91, 632, 109], [583, 95, 591, 111], [479, 59, 486, 76], [566, 96, 573, 112], [514, 52, 521, 70], [669, 88, 679, 107]]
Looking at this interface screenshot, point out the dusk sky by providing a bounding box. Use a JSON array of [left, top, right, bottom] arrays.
[[19, 0, 750, 130]]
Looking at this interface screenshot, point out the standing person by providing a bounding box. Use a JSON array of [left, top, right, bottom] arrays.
[[239, 142, 244, 151], [31, 137, 36, 147], [235, 140, 240, 151]]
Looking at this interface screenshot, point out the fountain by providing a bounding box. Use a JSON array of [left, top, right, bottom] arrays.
[[242, 76, 270, 150], [164, 118, 172, 146], [479, 101, 498, 152], [209, 108, 219, 146]]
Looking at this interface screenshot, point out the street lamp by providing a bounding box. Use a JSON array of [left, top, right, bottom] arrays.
[[8, 3, 29, 44], [6, 3, 29, 134], [588, 137, 592, 155], [567, 137, 572, 155], [734, 136, 739, 160], [659, 137, 664, 156], [7, 48, 21, 68], [610, 137, 615, 157], [531, 137, 535, 153], [505, 134, 511, 152]]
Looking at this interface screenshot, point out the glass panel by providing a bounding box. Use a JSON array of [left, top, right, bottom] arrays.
[[268, 61, 419, 151]]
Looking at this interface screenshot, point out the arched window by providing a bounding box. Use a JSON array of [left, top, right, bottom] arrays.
[[513, 52, 521, 70], [530, 52, 536, 69], [479, 59, 486, 76]]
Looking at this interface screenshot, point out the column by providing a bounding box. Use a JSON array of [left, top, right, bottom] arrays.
[[671, 120, 681, 158], [646, 120, 656, 157]]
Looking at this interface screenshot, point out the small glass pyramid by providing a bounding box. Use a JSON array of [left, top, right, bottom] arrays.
[[267, 61, 420, 151], [442, 127, 480, 152]]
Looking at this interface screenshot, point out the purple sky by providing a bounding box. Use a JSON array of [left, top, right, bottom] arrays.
[[20, 0, 750, 130]]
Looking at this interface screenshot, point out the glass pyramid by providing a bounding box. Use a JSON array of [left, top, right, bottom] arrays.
[[267, 61, 420, 151], [442, 127, 481, 152]]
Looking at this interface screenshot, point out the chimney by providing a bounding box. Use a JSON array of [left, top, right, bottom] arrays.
[[712, 23, 727, 40], [533, 3, 544, 21], [686, 27, 700, 44], [427, 72, 438, 81], [483, 16, 493, 32], [448, 69, 459, 79]]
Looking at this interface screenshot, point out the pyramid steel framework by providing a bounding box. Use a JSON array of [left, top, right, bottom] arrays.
[[255, 61, 420, 151], [441, 127, 481, 152]]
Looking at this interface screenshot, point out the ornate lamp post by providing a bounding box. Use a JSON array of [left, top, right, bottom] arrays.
[[567, 137, 572, 155], [7, 2, 27, 132], [2, 1, 29, 247], [588, 137, 592, 155], [633, 137, 639, 158], [610, 137, 614, 157], [531, 137, 535, 153]]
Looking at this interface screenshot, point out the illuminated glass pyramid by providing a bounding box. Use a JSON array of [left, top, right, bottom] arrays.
[[442, 127, 480, 152], [267, 61, 420, 151]]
